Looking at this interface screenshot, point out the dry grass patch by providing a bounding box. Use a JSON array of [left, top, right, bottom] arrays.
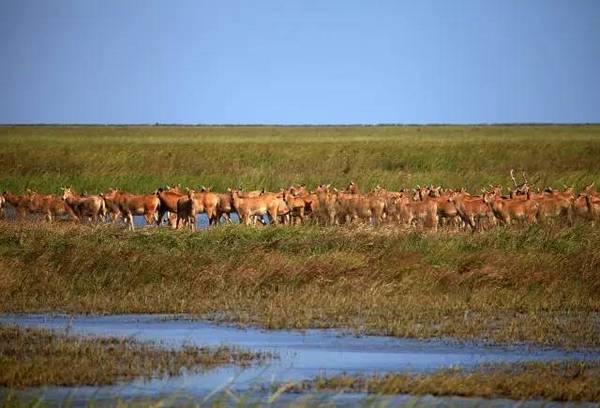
[[290, 361, 600, 402], [0, 221, 599, 347]]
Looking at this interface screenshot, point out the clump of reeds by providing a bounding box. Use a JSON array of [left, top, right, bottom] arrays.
[[0, 324, 270, 388], [288, 360, 600, 402]]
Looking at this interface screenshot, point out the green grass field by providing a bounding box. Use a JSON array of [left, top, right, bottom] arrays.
[[1, 125, 600, 348], [1, 125, 600, 402], [1, 125, 599, 194]]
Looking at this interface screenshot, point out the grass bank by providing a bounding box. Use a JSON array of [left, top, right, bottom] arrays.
[[1, 125, 599, 193], [289, 361, 600, 402], [0, 324, 267, 388], [0, 221, 598, 348]]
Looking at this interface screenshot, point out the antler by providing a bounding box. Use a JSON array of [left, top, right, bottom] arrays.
[[522, 171, 529, 186], [510, 169, 517, 187]]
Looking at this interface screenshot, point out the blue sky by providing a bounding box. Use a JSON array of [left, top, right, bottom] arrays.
[[1, 1, 599, 124]]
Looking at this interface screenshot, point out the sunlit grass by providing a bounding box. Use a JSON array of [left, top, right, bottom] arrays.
[[1, 125, 599, 347], [0, 221, 598, 348], [1, 125, 599, 193], [289, 360, 600, 402]]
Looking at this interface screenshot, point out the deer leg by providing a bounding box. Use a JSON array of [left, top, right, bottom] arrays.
[[268, 209, 278, 225], [157, 208, 167, 226]]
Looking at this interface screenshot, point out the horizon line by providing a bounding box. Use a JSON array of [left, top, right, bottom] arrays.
[[1, 122, 600, 127]]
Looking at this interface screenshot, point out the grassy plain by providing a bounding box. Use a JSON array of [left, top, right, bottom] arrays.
[[0, 324, 267, 388], [1, 124, 599, 193], [0, 221, 598, 348], [0, 125, 599, 348]]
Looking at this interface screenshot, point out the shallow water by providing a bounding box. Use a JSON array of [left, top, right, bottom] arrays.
[[1, 314, 599, 407], [3, 204, 245, 229]]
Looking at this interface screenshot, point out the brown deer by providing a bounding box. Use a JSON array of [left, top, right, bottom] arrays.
[[425, 186, 460, 228], [582, 183, 599, 221], [449, 191, 494, 231], [291, 186, 317, 220], [396, 187, 438, 231], [61, 187, 106, 223], [2, 191, 31, 219], [230, 189, 280, 226], [483, 191, 538, 226], [27, 190, 77, 222], [103, 189, 161, 230], [533, 188, 574, 224], [311, 185, 339, 225], [156, 186, 186, 227], [216, 191, 235, 224], [283, 189, 306, 225], [336, 192, 372, 224], [176, 190, 198, 231], [189, 187, 220, 225]]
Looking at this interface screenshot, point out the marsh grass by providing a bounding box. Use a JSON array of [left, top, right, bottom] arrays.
[[1, 125, 599, 194], [2, 124, 599, 348], [0, 390, 528, 408], [0, 324, 269, 388], [3, 361, 600, 406], [0, 221, 598, 348], [290, 361, 600, 402]]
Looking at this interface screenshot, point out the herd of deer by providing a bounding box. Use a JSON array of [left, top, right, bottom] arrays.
[[1, 171, 598, 232]]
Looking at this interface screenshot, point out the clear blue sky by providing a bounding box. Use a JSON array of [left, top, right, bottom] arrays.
[[1, 1, 599, 124]]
